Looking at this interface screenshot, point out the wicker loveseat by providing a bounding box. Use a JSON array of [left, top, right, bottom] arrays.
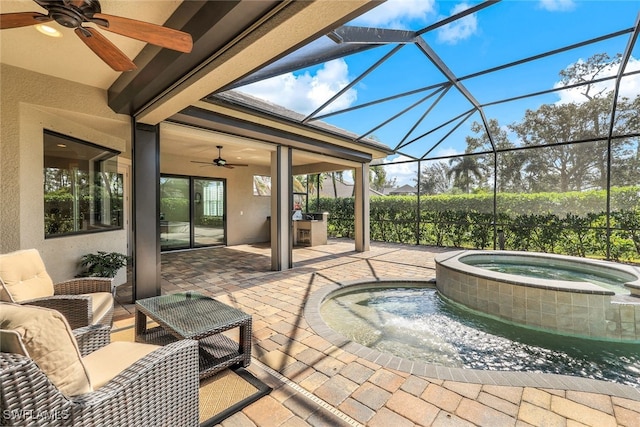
[[0, 304, 199, 427], [0, 249, 114, 329]]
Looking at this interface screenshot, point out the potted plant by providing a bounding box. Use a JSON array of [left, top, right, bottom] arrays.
[[78, 251, 130, 278]]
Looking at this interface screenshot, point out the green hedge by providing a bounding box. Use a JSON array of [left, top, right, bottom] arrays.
[[309, 186, 640, 263]]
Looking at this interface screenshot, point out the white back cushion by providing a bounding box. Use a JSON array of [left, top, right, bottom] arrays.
[[0, 249, 55, 302], [0, 303, 92, 396]]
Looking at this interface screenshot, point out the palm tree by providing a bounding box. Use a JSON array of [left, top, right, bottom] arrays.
[[447, 156, 482, 193], [369, 165, 388, 192], [330, 171, 344, 198]]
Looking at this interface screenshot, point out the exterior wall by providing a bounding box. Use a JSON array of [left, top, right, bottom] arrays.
[[0, 64, 130, 285], [160, 151, 271, 245], [435, 253, 640, 342]]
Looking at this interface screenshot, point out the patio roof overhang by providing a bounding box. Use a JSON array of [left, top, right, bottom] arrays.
[[167, 102, 389, 166], [106, 0, 382, 128], [102, 0, 390, 170]]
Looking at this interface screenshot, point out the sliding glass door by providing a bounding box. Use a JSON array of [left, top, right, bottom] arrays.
[[160, 175, 225, 251], [160, 176, 190, 250], [194, 179, 225, 247]]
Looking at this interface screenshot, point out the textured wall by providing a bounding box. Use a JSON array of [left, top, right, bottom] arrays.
[[1, 64, 130, 284]]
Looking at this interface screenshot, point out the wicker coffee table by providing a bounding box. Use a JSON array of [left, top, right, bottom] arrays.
[[135, 292, 252, 380]]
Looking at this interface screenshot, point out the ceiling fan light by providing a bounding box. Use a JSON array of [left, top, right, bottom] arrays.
[[35, 24, 62, 38]]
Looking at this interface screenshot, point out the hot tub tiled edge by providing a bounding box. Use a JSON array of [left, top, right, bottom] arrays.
[[435, 250, 640, 342]]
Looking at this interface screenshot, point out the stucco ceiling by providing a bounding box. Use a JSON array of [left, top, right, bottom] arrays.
[[160, 122, 358, 170], [0, 0, 183, 89], [161, 122, 275, 167]]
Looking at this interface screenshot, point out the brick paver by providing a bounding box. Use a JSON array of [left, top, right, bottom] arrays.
[[483, 385, 523, 405], [368, 369, 405, 392], [243, 396, 294, 425], [352, 382, 392, 411], [299, 371, 329, 393], [386, 390, 440, 425], [114, 240, 640, 426], [550, 396, 617, 427], [338, 397, 376, 424], [314, 375, 358, 406], [517, 402, 565, 427], [368, 407, 414, 427], [340, 362, 375, 384], [456, 398, 518, 427], [422, 383, 464, 412]]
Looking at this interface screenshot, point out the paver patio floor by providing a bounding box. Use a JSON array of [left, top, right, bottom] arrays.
[[114, 239, 640, 427]]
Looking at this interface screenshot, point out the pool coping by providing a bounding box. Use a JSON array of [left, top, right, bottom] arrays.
[[304, 278, 640, 401], [435, 250, 640, 297]]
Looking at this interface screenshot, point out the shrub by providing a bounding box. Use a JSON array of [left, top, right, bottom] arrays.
[[316, 185, 640, 263], [78, 251, 130, 278]]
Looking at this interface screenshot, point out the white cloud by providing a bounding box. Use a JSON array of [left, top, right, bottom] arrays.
[[555, 57, 640, 104], [382, 154, 420, 186], [237, 59, 356, 116], [539, 0, 576, 12], [352, 0, 436, 29], [432, 147, 462, 158], [436, 3, 478, 45]]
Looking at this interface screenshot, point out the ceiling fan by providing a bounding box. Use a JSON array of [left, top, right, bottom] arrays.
[[191, 146, 249, 169], [0, 0, 192, 72]]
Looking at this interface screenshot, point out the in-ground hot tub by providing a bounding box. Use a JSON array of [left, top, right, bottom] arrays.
[[435, 251, 640, 341]]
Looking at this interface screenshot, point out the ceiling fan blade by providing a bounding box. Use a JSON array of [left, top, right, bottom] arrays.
[[227, 163, 249, 167], [75, 27, 136, 71], [92, 13, 192, 53], [190, 161, 214, 165], [223, 165, 235, 169], [0, 12, 50, 29]]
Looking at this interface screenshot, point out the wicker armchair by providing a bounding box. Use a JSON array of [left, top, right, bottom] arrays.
[[0, 249, 114, 329], [1, 309, 200, 427]]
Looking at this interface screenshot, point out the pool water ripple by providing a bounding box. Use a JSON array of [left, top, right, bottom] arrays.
[[320, 286, 640, 388]]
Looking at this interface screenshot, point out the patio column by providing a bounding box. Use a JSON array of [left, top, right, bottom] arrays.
[[270, 146, 293, 270], [354, 163, 370, 252], [132, 122, 161, 300]]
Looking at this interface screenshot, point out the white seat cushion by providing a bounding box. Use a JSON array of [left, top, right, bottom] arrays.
[[82, 341, 159, 389]]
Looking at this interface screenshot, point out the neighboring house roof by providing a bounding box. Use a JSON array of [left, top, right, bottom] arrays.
[[382, 184, 417, 195], [312, 175, 385, 198], [318, 176, 355, 198]]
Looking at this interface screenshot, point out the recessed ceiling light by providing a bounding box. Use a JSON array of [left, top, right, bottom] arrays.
[[56, 144, 67, 148], [35, 24, 62, 38]]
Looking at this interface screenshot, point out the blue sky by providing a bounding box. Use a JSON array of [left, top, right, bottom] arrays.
[[236, 0, 640, 185]]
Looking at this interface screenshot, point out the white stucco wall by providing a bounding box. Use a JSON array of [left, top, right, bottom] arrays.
[[160, 151, 271, 245], [1, 64, 130, 285]]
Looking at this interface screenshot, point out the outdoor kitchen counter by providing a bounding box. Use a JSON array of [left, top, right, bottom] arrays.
[[293, 213, 328, 247]]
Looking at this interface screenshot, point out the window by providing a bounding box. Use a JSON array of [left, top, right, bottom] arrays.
[[202, 181, 224, 216], [44, 130, 122, 238], [253, 175, 271, 196]]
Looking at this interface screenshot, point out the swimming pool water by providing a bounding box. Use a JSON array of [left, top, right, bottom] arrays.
[[320, 286, 640, 387], [463, 259, 630, 294]]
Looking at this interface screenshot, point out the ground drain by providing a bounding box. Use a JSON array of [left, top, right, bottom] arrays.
[[252, 359, 364, 427]]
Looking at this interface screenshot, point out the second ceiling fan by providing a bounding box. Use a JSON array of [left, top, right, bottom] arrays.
[[191, 146, 249, 169], [0, 0, 193, 71]]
